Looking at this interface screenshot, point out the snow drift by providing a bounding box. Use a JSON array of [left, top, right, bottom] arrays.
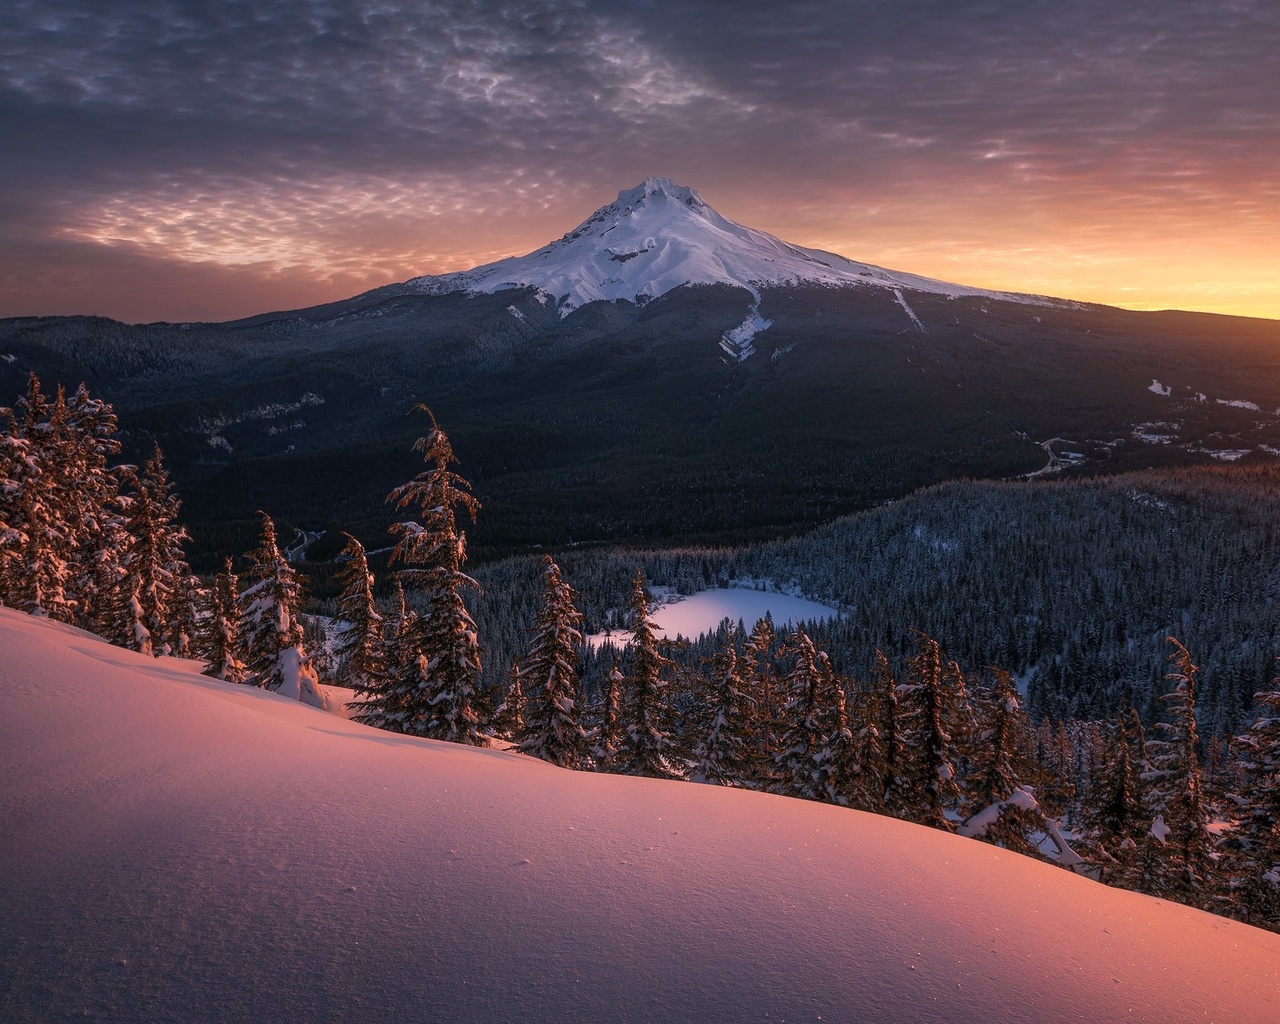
[[2, 607, 1277, 1023]]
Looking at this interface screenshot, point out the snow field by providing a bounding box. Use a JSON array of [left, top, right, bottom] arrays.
[[2, 608, 1279, 1024]]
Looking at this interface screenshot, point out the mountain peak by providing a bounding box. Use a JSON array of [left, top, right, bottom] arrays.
[[614, 177, 707, 211], [398, 178, 1059, 318]]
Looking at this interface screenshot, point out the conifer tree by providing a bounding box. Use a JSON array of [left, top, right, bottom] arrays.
[[168, 573, 204, 659], [360, 407, 484, 744], [591, 659, 625, 770], [1232, 669, 1280, 926], [1142, 638, 1214, 904], [113, 446, 191, 655], [616, 568, 674, 777], [742, 615, 778, 787], [894, 633, 962, 829], [333, 534, 386, 694], [493, 662, 526, 740], [1084, 710, 1147, 881], [958, 669, 1044, 858], [851, 651, 901, 814], [240, 511, 320, 701], [59, 383, 125, 630], [0, 375, 73, 619], [203, 558, 246, 684], [774, 628, 853, 803], [691, 619, 754, 785], [517, 556, 589, 767]]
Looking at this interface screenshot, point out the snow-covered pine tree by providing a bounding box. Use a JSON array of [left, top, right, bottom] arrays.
[[842, 651, 894, 814], [616, 568, 675, 777], [893, 632, 963, 830], [1231, 668, 1280, 927], [493, 662, 526, 740], [691, 619, 754, 786], [58, 382, 125, 631], [1083, 710, 1148, 882], [774, 628, 854, 804], [112, 446, 191, 656], [1142, 637, 1215, 905], [333, 534, 386, 695], [0, 375, 73, 619], [741, 615, 778, 787], [591, 659, 625, 770], [203, 558, 246, 683], [240, 511, 321, 702], [957, 669, 1046, 859], [517, 555, 589, 768], [361, 407, 484, 744]]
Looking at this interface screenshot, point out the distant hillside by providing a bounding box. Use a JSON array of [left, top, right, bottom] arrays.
[[5, 282, 1280, 569], [461, 463, 1280, 734]]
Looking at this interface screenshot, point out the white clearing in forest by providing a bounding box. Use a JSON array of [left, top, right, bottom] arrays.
[[894, 288, 925, 332], [719, 305, 773, 361], [3, 608, 1279, 1024], [1216, 397, 1261, 411]]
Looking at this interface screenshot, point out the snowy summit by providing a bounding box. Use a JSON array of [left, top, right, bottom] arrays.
[[397, 177, 1050, 317]]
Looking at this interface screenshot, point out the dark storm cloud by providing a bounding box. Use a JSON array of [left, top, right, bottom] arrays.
[[1, 0, 1277, 319]]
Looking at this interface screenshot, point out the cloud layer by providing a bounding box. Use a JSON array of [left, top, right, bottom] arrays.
[[2, 0, 1277, 321]]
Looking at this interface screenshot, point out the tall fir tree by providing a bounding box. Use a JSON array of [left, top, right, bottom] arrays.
[[517, 556, 589, 767], [958, 669, 1045, 859], [894, 633, 963, 830], [616, 567, 675, 777], [774, 628, 853, 804], [240, 511, 320, 701], [1084, 710, 1148, 883], [60, 382, 126, 632], [359, 407, 484, 744], [1233, 668, 1280, 927], [1142, 638, 1215, 905], [333, 534, 387, 694], [691, 620, 755, 786], [113, 446, 191, 656], [493, 662, 526, 740], [591, 659, 625, 771], [203, 558, 246, 684], [742, 615, 778, 787], [0, 375, 72, 619]]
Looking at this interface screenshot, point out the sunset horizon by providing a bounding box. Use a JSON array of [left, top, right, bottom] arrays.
[[2, 2, 1277, 324]]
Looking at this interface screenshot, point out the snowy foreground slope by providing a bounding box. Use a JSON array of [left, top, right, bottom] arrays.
[[2, 609, 1278, 1024]]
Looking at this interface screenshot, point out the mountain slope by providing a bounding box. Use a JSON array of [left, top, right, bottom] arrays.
[[3, 607, 1278, 1024], [4, 184, 1280, 565]]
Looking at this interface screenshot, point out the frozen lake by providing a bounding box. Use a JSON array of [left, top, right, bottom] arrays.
[[587, 587, 840, 648]]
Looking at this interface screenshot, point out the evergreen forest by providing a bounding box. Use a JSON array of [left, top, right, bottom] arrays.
[[4, 373, 1280, 934]]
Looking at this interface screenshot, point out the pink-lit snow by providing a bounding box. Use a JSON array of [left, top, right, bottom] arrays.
[[2, 608, 1278, 1023]]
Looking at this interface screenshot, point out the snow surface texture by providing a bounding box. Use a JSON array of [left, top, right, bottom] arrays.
[[397, 177, 1062, 318], [3, 608, 1279, 1024]]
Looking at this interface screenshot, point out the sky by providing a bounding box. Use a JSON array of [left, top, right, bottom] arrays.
[[1, 0, 1277, 324]]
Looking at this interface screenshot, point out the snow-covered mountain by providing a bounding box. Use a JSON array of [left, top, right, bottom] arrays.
[[4, 606, 1279, 1024], [395, 177, 1056, 318]]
